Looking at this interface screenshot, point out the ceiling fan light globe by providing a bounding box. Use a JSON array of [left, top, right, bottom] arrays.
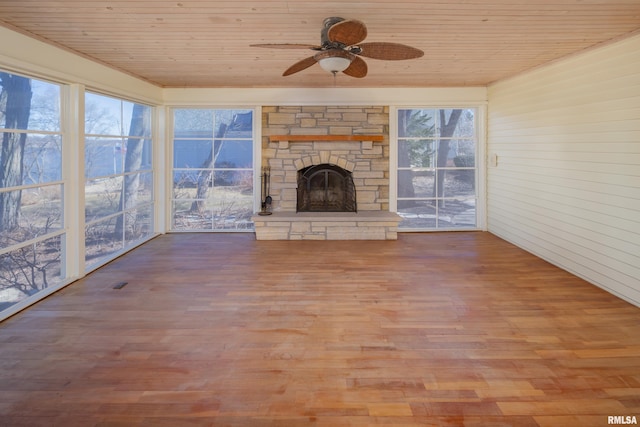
[[318, 56, 352, 74]]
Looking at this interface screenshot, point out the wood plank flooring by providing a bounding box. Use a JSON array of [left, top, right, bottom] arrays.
[[0, 232, 639, 426]]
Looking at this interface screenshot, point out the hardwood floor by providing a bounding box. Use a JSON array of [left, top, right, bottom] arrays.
[[0, 232, 638, 426]]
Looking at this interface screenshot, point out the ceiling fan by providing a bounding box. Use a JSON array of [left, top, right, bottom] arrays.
[[251, 17, 424, 78]]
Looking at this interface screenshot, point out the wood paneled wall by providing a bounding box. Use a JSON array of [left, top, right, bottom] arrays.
[[487, 34, 640, 307]]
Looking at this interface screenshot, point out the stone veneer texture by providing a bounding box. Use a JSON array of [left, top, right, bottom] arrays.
[[261, 106, 390, 212]]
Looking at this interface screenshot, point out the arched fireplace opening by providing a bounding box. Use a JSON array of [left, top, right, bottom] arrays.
[[297, 164, 357, 213]]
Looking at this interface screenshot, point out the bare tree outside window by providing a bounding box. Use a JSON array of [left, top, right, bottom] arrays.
[[0, 73, 32, 232]]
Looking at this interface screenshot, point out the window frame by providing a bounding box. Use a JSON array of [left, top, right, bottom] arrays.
[[169, 107, 259, 232], [83, 91, 156, 271], [390, 105, 486, 232], [0, 70, 67, 319]]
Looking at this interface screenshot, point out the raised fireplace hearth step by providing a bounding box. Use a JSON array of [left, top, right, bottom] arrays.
[[251, 211, 401, 241]]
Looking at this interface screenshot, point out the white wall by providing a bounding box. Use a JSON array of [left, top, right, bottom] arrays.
[[487, 34, 640, 307]]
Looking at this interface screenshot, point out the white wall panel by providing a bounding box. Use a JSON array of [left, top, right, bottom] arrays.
[[488, 34, 640, 306]]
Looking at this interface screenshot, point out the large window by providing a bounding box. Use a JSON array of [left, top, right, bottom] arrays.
[[396, 108, 478, 230], [171, 108, 255, 231], [0, 71, 64, 313], [84, 92, 153, 269]]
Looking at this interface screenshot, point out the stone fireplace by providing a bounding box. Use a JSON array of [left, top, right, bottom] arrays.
[[251, 106, 401, 240]]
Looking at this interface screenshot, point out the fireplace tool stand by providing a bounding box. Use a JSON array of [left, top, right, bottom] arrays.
[[258, 166, 272, 215]]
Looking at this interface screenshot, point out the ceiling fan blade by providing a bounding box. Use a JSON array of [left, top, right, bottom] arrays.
[[327, 19, 368, 46], [282, 56, 318, 76], [342, 56, 367, 78], [357, 42, 424, 60], [251, 43, 321, 50]]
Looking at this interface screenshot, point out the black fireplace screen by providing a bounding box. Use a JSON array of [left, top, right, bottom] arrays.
[[297, 164, 357, 212]]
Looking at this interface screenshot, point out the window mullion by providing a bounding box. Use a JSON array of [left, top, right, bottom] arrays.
[[63, 83, 86, 279]]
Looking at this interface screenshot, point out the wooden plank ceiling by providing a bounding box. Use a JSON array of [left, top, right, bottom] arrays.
[[1, 1, 639, 88]]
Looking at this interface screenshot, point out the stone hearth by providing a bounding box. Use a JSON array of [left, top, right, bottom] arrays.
[[252, 211, 401, 240]]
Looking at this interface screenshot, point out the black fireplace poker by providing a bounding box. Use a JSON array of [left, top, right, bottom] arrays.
[[259, 166, 272, 216]]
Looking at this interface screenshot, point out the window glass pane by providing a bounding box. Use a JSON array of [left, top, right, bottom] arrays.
[[85, 92, 123, 135], [398, 170, 436, 199], [85, 99, 118, 136], [173, 139, 212, 168], [211, 170, 253, 230], [0, 74, 31, 130], [436, 198, 477, 229], [0, 235, 63, 311], [445, 108, 475, 138], [172, 200, 205, 230], [85, 216, 123, 267], [172, 173, 254, 231], [216, 110, 253, 138], [124, 205, 153, 245], [437, 138, 476, 166], [451, 145, 475, 169], [21, 184, 63, 232], [125, 172, 153, 208], [0, 133, 25, 189], [444, 170, 475, 198], [397, 109, 435, 138], [121, 102, 152, 137], [85, 137, 124, 178], [0, 184, 63, 243], [397, 200, 436, 229], [123, 137, 152, 173], [215, 140, 253, 168], [174, 109, 214, 137], [0, 133, 62, 186], [0, 190, 22, 237], [174, 169, 212, 197], [398, 139, 435, 168], [213, 170, 252, 188], [24, 134, 62, 184], [173, 170, 200, 192], [30, 80, 61, 132], [0, 74, 61, 132], [121, 101, 134, 136], [85, 176, 123, 222], [123, 172, 153, 207]]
